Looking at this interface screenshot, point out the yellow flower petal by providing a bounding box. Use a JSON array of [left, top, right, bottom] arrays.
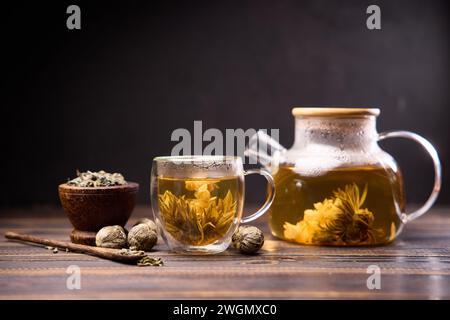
[[283, 183, 376, 245]]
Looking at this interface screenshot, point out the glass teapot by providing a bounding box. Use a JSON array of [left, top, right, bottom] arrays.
[[246, 108, 441, 246]]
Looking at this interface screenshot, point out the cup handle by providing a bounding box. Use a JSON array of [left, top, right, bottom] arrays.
[[378, 131, 442, 223], [240, 169, 276, 223]]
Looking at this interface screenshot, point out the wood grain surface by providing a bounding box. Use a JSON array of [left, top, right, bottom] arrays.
[[1, 206, 449, 300]]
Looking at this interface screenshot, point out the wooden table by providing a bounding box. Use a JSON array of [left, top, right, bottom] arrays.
[[1, 206, 449, 299]]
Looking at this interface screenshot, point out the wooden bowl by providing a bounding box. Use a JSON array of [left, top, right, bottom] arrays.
[[58, 182, 139, 244]]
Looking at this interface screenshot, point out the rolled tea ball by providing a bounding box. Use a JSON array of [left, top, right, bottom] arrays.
[[96, 225, 127, 249], [232, 225, 264, 254], [128, 223, 158, 251], [133, 218, 158, 234]]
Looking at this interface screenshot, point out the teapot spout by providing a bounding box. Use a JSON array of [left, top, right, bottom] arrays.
[[244, 130, 286, 170]]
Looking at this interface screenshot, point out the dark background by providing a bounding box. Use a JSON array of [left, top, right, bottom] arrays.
[[1, 0, 448, 207]]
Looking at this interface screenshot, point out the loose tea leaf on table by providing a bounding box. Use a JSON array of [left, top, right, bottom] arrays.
[[137, 256, 164, 267], [119, 249, 163, 266]]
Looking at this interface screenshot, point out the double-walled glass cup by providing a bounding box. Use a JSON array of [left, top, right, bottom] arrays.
[[151, 156, 275, 254]]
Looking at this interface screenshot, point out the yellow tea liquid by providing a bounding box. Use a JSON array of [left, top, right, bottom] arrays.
[[270, 165, 405, 246], [157, 176, 243, 246]]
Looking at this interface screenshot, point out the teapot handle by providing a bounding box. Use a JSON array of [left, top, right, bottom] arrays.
[[378, 131, 442, 223]]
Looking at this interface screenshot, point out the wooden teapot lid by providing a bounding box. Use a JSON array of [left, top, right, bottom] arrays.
[[292, 107, 380, 117]]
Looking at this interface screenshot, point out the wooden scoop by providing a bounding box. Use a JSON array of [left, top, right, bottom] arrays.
[[5, 231, 146, 264]]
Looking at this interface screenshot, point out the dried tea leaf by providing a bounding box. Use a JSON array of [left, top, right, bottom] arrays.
[[119, 248, 145, 256], [67, 170, 126, 187], [137, 256, 164, 267]]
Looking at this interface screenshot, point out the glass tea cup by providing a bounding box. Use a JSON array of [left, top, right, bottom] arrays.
[[151, 156, 275, 254]]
